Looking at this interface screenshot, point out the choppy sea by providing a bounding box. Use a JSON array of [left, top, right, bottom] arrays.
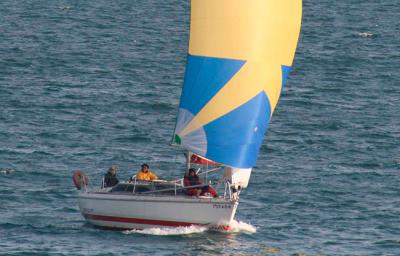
[[1, 0, 399, 255]]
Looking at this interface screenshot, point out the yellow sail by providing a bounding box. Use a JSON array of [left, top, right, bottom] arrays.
[[174, 0, 302, 168]]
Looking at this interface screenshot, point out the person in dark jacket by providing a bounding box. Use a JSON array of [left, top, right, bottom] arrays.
[[183, 168, 217, 197], [103, 165, 119, 188], [183, 168, 202, 196]]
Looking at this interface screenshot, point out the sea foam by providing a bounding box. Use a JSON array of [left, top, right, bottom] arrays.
[[227, 220, 257, 233], [123, 225, 207, 236], [123, 220, 256, 236]]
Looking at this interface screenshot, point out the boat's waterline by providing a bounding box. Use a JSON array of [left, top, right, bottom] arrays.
[[79, 192, 239, 230]]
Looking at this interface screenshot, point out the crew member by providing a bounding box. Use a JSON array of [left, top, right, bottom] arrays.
[[183, 168, 217, 197], [103, 165, 119, 187], [136, 163, 159, 181]]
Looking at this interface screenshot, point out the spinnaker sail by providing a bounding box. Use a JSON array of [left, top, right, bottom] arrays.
[[174, 0, 302, 169]]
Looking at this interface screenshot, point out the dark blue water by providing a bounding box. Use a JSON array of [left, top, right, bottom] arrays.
[[1, 0, 399, 255]]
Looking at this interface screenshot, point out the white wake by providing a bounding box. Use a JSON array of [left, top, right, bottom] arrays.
[[123, 220, 256, 236], [227, 220, 257, 233], [217, 220, 257, 234], [123, 225, 207, 236]]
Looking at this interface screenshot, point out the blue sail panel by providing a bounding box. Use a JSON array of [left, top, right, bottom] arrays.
[[203, 92, 271, 168], [179, 55, 245, 116]]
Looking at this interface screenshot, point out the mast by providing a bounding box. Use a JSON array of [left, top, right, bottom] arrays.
[[185, 151, 192, 175]]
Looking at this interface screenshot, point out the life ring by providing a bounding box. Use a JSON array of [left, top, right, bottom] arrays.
[[72, 170, 88, 190]]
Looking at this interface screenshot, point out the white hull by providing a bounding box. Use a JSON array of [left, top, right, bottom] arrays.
[[78, 191, 238, 230]]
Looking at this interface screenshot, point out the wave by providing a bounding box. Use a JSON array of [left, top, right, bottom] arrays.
[[0, 168, 15, 174], [123, 225, 207, 236], [0, 148, 54, 156], [122, 220, 256, 236], [357, 32, 374, 37], [226, 220, 257, 233]]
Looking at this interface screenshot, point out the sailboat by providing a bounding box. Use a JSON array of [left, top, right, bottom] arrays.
[[74, 0, 302, 230]]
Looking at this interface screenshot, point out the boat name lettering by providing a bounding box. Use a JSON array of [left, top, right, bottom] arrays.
[[213, 204, 231, 209]]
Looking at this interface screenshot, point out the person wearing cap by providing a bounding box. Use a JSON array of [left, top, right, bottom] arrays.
[[135, 163, 159, 181], [103, 165, 119, 187]]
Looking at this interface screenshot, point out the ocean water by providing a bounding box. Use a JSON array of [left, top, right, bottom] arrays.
[[1, 0, 399, 255]]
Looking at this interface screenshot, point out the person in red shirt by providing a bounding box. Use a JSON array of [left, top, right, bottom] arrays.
[[183, 168, 217, 197]]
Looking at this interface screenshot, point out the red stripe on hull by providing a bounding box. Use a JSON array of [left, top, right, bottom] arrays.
[[84, 213, 202, 227]]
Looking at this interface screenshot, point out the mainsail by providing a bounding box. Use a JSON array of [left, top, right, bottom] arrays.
[[174, 0, 302, 169]]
